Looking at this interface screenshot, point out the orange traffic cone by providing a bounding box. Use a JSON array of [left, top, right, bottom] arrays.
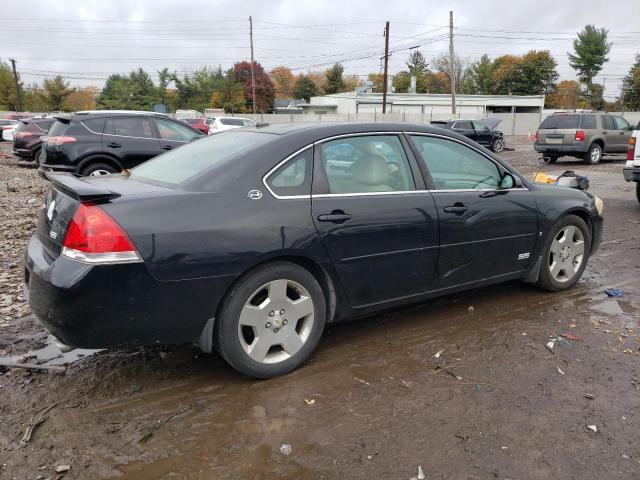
[[527, 131, 531, 142]]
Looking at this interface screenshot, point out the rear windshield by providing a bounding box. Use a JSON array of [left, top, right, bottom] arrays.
[[131, 131, 274, 186], [185, 119, 199, 124], [48, 120, 69, 136], [539, 115, 579, 129], [220, 118, 245, 126]]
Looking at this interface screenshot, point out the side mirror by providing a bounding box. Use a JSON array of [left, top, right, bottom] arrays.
[[485, 126, 490, 131], [500, 172, 516, 189]]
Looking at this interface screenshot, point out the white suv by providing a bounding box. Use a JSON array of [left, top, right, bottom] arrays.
[[623, 129, 640, 203], [207, 116, 256, 135]]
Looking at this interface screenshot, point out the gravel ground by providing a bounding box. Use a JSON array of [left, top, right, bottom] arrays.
[[0, 136, 639, 479]]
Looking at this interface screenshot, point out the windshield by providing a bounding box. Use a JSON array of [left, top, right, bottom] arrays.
[[131, 131, 274, 186], [540, 115, 579, 129]]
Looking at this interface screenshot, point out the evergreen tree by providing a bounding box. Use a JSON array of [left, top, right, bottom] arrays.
[[292, 75, 318, 102], [568, 25, 611, 93], [323, 63, 346, 94]]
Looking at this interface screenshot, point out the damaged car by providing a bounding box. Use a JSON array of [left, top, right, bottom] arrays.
[[430, 117, 506, 152]]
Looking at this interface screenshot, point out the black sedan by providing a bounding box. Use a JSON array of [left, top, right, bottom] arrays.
[[430, 118, 506, 152], [24, 123, 603, 378]]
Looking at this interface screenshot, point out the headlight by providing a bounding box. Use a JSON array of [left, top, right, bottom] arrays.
[[594, 195, 604, 215]]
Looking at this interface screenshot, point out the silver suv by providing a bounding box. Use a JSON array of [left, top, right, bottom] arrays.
[[534, 113, 634, 164]]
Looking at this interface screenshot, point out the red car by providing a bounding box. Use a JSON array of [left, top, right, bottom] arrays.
[[182, 118, 211, 134]]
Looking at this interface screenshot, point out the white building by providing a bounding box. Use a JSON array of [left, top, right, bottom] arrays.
[[301, 92, 545, 117]]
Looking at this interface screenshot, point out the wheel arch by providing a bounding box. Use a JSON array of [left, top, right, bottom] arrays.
[[75, 154, 123, 174], [589, 137, 605, 150]]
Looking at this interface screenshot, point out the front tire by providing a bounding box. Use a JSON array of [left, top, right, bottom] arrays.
[[491, 137, 505, 153], [584, 143, 602, 165], [214, 262, 326, 378], [636, 183, 640, 204], [537, 215, 591, 291]]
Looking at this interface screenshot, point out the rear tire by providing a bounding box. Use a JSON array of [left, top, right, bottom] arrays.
[[536, 215, 591, 292], [636, 183, 640, 204], [32, 147, 41, 166], [583, 143, 602, 165], [81, 162, 118, 177], [214, 262, 326, 378]]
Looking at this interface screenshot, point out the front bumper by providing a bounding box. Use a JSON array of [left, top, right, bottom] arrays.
[[623, 167, 640, 182], [591, 214, 604, 254], [24, 235, 230, 349]]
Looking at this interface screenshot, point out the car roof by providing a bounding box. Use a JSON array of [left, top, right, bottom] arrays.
[[73, 110, 170, 118], [250, 122, 441, 138]]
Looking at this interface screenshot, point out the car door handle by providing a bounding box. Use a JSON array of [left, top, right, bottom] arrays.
[[107, 142, 121, 148], [443, 203, 469, 215], [161, 145, 174, 150], [317, 210, 351, 223], [619, 131, 625, 135], [602, 131, 608, 134]]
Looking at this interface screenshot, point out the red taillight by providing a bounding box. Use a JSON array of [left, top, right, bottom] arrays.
[[62, 203, 141, 264], [16, 132, 33, 139], [575, 130, 585, 141], [534, 131, 538, 141], [47, 136, 76, 145], [628, 137, 637, 161]]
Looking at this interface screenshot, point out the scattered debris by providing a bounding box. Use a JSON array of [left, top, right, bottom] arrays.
[[434, 349, 444, 358], [20, 403, 57, 445], [587, 425, 598, 433], [585, 393, 594, 400], [0, 359, 65, 373], [417, 465, 426, 479], [546, 341, 555, 353], [135, 408, 189, 446], [467, 306, 474, 312], [561, 333, 582, 341], [280, 444, 292, 455], [127, 384, 142, 395], [304, 398, 315, 406], [604, 288, 624, 297], [54, 465, 71, 473], [622, 454, 630, 459], [353, 377, 370, 386], [557, 367, 565, 375]]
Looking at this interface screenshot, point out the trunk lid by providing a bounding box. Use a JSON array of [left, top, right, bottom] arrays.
[[37, 173, 171, 261]]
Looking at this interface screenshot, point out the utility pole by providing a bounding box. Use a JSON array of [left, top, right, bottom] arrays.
[[382, 21, 390, 114], [9, 58, 22, 112], [448, 11, 456, 115], [249, 16, 257, 114]]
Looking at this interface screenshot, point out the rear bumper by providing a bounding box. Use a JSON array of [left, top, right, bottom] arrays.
[[14, 148, 35, 159], [623, 167, 640, 182], [38, 163, 76, 179], [534, 143, 586, 155], [24, 235, 233, 349]]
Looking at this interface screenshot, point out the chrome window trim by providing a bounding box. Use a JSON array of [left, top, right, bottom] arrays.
[[262, 144, 314, 200], [313, 131, 404, 144], [81, 121, 103, 135], [405, 131, 530, 191], [102, 132, 157, 141]]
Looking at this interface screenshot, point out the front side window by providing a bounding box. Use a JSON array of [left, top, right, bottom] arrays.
[[104, 117, 154, 138], [410, 135, 502, 190], [472, 121, 486, 131], [155, 119, 200, 142], [614, 116, 630, 131], [319, 135, 415, 194], [266, 149, 312, 196]]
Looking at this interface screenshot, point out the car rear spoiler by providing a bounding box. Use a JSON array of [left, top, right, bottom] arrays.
[[46, 172, 121, 201]]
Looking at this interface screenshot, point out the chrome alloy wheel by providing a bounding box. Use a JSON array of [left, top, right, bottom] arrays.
[[590, 145, 602, 163], [238, 279, 315, 364], [548, 225, 585, 283], [492, 138, 505, 152], [89, 169, 112, 176]]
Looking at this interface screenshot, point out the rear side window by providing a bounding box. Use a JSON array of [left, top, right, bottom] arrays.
[[454, 121, 472, 129], [539, 115, 579, 129], [602, 115, 615, 130], [48, 120, 69, 136], [131, 131, 274, 186], [266, 150, 312, 197], [580, 115, 597, 129], [220, 118, 244, 126], [82, 118, 105, 134], [104, 117, 154, 138], [319, 135, 415, 194]]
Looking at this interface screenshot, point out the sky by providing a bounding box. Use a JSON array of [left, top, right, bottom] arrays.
[[1, 0, 638, 100]]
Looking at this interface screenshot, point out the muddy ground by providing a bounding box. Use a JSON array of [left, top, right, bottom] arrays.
[[0, 138, 639, 479]]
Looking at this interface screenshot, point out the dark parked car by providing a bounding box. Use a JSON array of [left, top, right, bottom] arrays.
[[13, 117, 55, 160], [534, 112, 634, 164], [24, 123, 603, 378], [39, 110, 204, 176], [182, 117, 212, 134], [430, 118, 505, 152]]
